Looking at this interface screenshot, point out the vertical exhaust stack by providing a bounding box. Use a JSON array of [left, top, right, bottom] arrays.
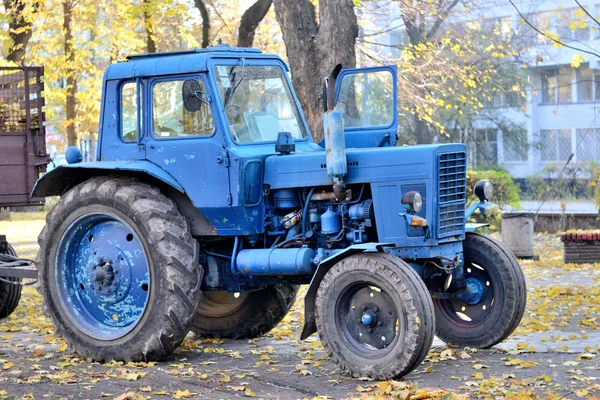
[[322, 64, 347, 200]]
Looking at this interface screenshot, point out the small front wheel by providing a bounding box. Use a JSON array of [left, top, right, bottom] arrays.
[[433, 233, 527, 348], [315, 253, 434, 380]]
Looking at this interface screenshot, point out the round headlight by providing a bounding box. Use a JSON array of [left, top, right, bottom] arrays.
[[474, 180, 494, 202], [402, 191, 423, 213]]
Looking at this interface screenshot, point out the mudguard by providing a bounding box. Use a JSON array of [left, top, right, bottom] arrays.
[[32, 160, 184, 197], [300, 242, 392, 340]]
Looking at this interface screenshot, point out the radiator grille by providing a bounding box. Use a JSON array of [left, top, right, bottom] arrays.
[[437, 152, 466, 238]]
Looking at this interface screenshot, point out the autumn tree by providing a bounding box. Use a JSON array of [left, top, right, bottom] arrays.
[[272, 0, 359, 142], [356, 0, 531, 149], [2, 0, 36, 64]]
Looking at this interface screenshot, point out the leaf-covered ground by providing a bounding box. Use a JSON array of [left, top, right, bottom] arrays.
[[0, 214, 599, 399]]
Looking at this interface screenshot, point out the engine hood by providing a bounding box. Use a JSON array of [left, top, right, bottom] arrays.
[[263, 143, 467, 189]]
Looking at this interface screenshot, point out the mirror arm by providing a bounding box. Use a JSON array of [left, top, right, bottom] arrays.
[[193, 90, 211, 105]]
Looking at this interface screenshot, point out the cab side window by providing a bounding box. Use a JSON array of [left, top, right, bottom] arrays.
[[152, 79, 214, 138], [121, 82, 138, 142]]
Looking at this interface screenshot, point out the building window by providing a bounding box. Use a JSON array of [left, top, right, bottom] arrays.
[[556, 9, 572, 40], [540, 129, 572, 162], [536, 11, 552, 43], [535, 8, 592, 43], [541, 67, 572, 104], [577, 64, 593, 102], [503, 135, 528, 162], [469, 129, 498, 167], [516, 14, 536, 44], [573, 7, 591, 41], [576, 128, 600, 162]]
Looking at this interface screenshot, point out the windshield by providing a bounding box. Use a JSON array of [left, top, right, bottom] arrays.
[[214, 65, 308, 143]]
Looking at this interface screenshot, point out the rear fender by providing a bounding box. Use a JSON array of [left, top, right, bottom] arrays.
[[32, 161, 218, 236], [300, 243, 391, 340], [32, 160, 184, 197]]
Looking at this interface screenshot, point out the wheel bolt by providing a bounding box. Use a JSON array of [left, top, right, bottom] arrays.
[[377, 321, 382, 326], [368, 328, 373, 333], [361, 305, 366, 311], [373, 307, 379, 313]]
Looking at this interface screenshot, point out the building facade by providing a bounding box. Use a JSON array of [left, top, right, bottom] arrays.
[[361, 0, 600, 178]]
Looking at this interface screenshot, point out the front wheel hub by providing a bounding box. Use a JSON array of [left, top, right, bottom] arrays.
[[458, 277, 485, 305], [361, 312, 375, 326]]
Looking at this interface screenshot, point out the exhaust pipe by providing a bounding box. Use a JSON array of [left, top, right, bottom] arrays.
[[322, 64, 347, 200]]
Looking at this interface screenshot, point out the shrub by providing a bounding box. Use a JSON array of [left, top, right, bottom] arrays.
[[466, 169, 521, 208]]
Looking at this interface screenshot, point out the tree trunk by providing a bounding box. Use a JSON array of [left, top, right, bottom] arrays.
[[273, 0, 358, 143], [193, 0, 210, 48], [4, 0, 33, 64], [237, 0, 272, 48], [143, 0, 156, 53], [63, 1, 77, 147]]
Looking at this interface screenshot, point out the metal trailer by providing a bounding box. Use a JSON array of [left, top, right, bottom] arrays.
[[0, 66, 48, 319]]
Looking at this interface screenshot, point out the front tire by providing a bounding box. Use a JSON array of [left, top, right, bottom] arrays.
[[315, 253, 435, 380], [191, 285, 298, 339], [36, 177, 202, 362], [433, 232, 527, 348], [0, 243, 22, 320]]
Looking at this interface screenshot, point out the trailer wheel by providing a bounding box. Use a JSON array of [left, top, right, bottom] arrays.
[[36, 176, 202, 362], [0, 243, 22, 320], [433, 232, 527, 348], [315, 253, 434, 380], [191, 284, 298, 339]]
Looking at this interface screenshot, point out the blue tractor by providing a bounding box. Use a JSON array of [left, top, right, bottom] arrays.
[[32, 46, 526, 379]]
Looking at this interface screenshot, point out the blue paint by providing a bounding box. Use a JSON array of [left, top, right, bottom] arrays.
[[361, 313, 374, 326], [35, 47, 488, 300], [323, 110, 347, 182], [54, 212, 150, 340], [65, 146, 83, 164], [320, 207, 342, 235], [236, 247, 316, 275], [457, 277, 485, 305]]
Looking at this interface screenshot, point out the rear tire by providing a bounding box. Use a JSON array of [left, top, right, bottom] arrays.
[[315, 253, 434, 380], [433, 232, 527, 348], [191, 285, 298, 339], [36, 176, 202, 362], [0, 243, 22, 320]]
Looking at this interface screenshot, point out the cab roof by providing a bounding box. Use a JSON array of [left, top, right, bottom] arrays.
[[105, 45, 283, 80]]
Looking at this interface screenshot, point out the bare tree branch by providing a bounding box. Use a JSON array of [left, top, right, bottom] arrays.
[[508, 0, 600, 59], [574, 0, 600, 28], [237, 0, 272, 47], [193, 0, 210, 48]]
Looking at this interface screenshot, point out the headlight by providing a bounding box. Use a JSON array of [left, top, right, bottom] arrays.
[[474, 180, 494, 202], [402, 191, 423, 213]]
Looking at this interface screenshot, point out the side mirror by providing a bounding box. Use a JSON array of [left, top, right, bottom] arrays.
[[182, 79, 202, 113]]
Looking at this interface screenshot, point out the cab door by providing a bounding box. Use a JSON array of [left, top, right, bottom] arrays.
[[334, 66, 398, 148], [145, 74, 239, 234]]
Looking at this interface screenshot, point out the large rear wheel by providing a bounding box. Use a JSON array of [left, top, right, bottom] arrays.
[[191, 285, 298, 339], [0, 243, 22, 320], [315, 253, 434, 380], [36, 177, 202, 361], [433, 232, 527, 348]]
